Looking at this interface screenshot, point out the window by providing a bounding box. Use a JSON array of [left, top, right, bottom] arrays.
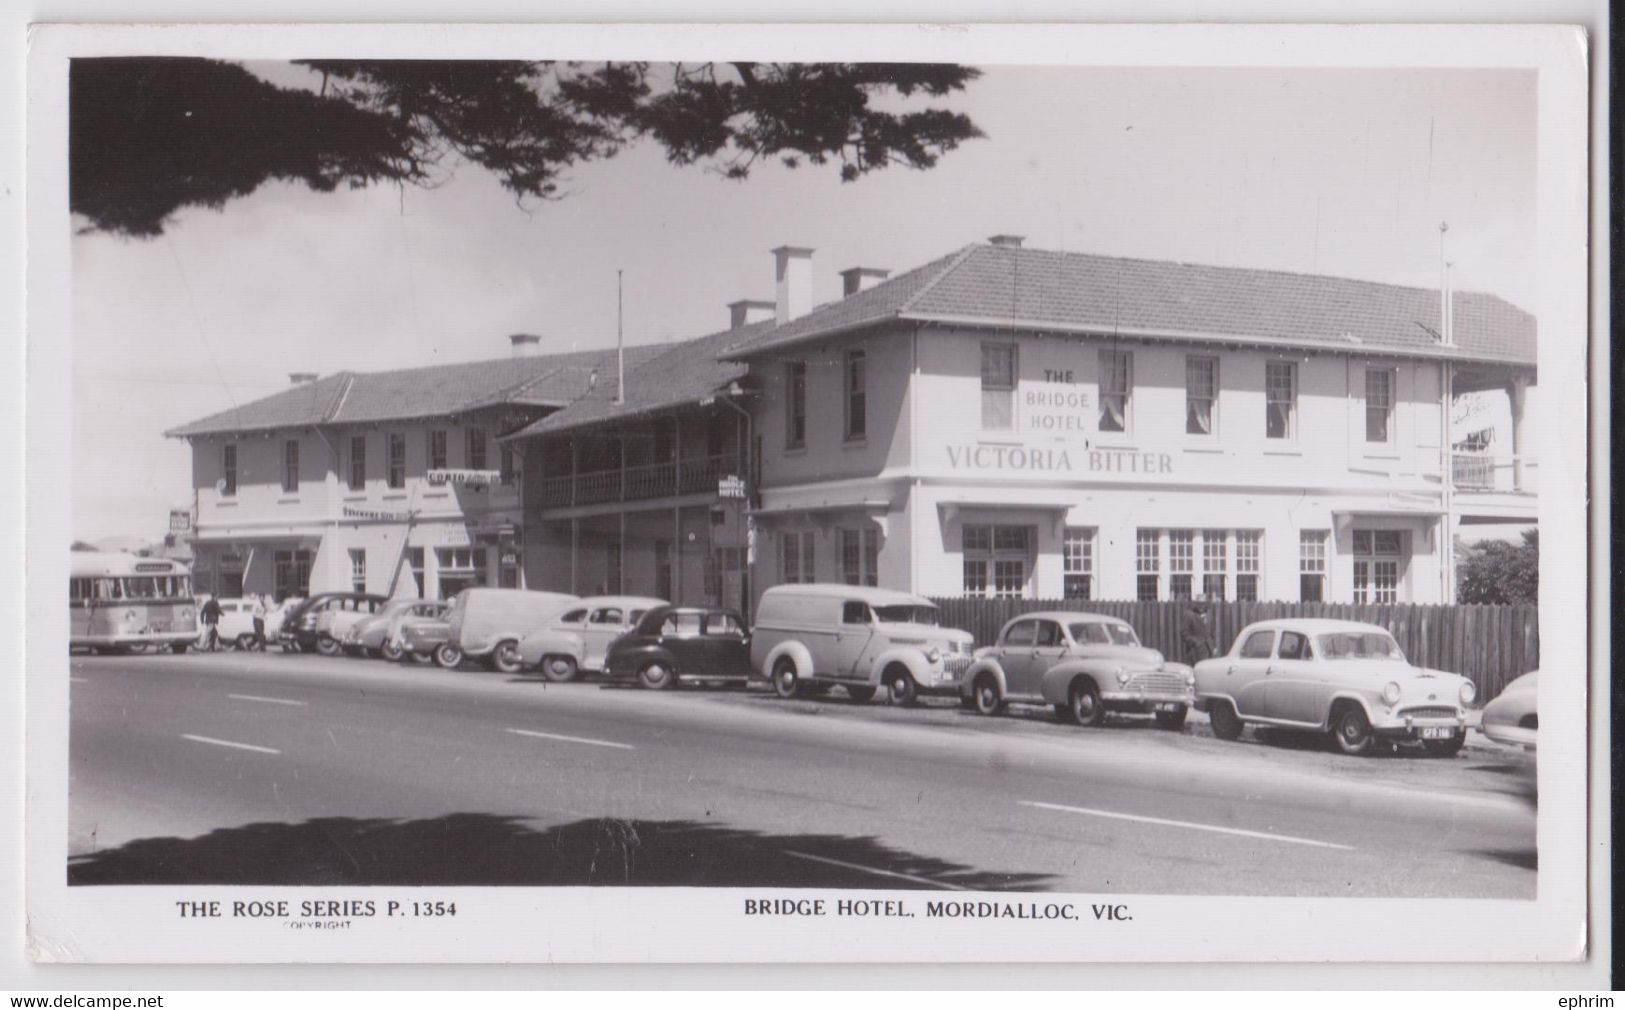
[[1353, 530, 1407, 604], [387, 433, 406, 489], [844, 349, 867, 440], [499, 443, 516, 485], [842, 601, 872, 625], [963, 524, 1031, 598], [1278, 630, 1311, 661], [1186, 356, 1218, 436], [590, 608, 624, 625], [348, 435, 366, 491], [1003, 621, 1036, 647], [1062, 527, 1095, 600], [428, 429, 448, 470], [1098, 349, 1132, 434], [1167, 530, 1195, 600], [1299, 530, 1329, 602], [781, 531, 816, 584], [1235, 530, 1262, 601], [282, 439, 300, 493], [1136, 529, 1160, 601], [981, 343, 1017, 430], [1201, 529, 1228, 599], [786, 361, 807, 448], [467, 428, 488, 471], [1365, 368, 1395, 444], [348, 549, 366, 592], [221, 444, 237, 496], [1033, 620, 1063, 647], [706, 613, 744, 636], [1239, 630, 1276, 659], [1265, 361, 1296, 439], [273, 549, 313, 601], [662, 612, 703, 637], [437, 547, 478, 570], [558, 608, 588, 625], [840, 529, 879, 587]]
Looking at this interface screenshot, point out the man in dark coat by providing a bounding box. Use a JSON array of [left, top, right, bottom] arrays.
[[1180, 597, 1216, 666], [200, 594, 223, 651]]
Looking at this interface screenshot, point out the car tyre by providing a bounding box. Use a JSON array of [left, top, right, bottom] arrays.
[[1067, 678, 1106, 727], [488, 640, 524, 674], [236, 633, 258, 651], [541, 655, 580, 683], [315, 635, 341, 657], [971, 673, 1005, 716], [169, 642, 190, 655], [639, 661, 675, 691], [884, 668, 917, 707], [409, 650, 434, 666], [1422, 733, 1466, 758], [1208, 699, 1243, 740], [772, 658, 801, 699], [846, 684, 877, 703], [434, 643, 464, 669], [1154, 705, 1189, 732], [1332, 705, 1377, 756], [381, 641, 405, 662]]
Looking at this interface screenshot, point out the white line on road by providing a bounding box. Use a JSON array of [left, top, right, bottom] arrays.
[[784, 851, 970, 891], [1019, 800, 1354, 851], [228, 693, 308, 707], [181, 734, 282, 755], [505, 728, 635, 751]]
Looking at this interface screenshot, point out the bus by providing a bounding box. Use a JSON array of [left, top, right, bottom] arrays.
[[69, 552, 199, 654]]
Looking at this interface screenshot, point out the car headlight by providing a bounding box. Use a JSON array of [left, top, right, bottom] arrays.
[[1381, 681, 1402, 705], [181, 608, 194, 621], [1184, 670, 1196, 687], [123, 609, 138, 623], [925, 646, 941, 663], [1459, 681, 1476, 706], [1116, 667, 1130, 686]]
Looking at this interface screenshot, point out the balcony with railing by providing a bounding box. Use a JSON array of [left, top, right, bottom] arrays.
[[1451, 451, 1537, 494], [537, 453, 738, 508]]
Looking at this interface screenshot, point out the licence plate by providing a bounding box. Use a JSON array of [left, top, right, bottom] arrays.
[[1155, 702, 1182, 712], [1420, 727, 1455, 740]]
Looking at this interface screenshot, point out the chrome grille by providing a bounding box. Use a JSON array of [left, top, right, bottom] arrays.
[[943, 654, 974, 675], [1126, 671, 1187, 694], [1401, 705, 1459, 720]]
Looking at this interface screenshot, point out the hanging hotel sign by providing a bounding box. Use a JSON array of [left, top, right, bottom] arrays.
[[717, 474, 747, 499], [426, 468, 502, 488], [343, 505, 415, 521], [946, 444, 1173, 475]]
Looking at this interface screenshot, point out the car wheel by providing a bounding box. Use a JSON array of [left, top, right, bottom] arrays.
[[1208, 699, 1243, 740], [884, 668, 917, 707], [169, 642, 189, 655], [409, 650, 434, 666], [639, 661, 675, 690], [971, 673, 1004, 716], [434, 643, 464, 669], [772, 658, 801, 699], [315, 635, 341, 657], [488, 640, 524, 674], [1154, 705, 1189, 732], [1332, 705, 1377, 756], [1422, 733, 1466, 758], [541, 655, 580, 683], [1067, 678, 1106, 727], [846, 685, 877, 703], [381, 641, 404, 662]]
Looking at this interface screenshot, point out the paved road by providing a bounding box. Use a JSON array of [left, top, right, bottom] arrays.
[[67, 651, 1537, 896]]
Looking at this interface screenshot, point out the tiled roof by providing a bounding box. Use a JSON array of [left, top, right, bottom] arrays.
[[506, 321, 775, 439], [724, 242, 1536, 366], [166, 345, 666, 438]]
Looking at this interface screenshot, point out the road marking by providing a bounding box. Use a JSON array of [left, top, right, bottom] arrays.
[[505, 728, 635, 751], [181, 734, 281, 755], [228, 693, 308, 707], [784, 851, 970, 890], [1019, 800, 1354, 851]]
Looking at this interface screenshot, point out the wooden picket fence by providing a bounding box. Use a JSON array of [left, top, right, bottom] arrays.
[[927, 597, 1539, 701]]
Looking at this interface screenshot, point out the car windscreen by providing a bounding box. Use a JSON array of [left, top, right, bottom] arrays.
[[1314, 632, 1403, 661], [873, 605, 937, 625], [1068, 623, 1113, 645]]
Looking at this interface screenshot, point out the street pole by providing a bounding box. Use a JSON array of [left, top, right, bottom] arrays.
[[616, 270, 625, 406]]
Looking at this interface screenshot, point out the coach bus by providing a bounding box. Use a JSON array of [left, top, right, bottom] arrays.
[[69, 552, 199, 654]]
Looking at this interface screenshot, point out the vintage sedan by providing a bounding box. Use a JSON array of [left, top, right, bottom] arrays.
[[1479, 671, 1537, 750], [960, 611, 1195, 729], [603, 606, 753, 690], [1193, 618, 1476, 756], [516, 595, 668, 681], [394, 611, 453, 666], [346, 599, 448, 659]]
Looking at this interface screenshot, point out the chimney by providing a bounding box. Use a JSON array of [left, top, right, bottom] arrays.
[[772, 246, 815, 324], [840, 267, 891, 298], [288, 372, 318, 385], [728, 299, 777, 330], [988, 234, 1025, 249], [509, 333, 542, 357]]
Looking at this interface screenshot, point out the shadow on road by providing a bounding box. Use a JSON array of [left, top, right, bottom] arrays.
[[68, 814, 1055, 890]]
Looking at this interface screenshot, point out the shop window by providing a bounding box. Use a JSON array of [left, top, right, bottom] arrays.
[[1062, 527, 1095, 600], [388, 433, 406, 489], [1265, 361, 1296, 439], [499, 443, 517, 485], [1299, 530, 1329, 602], [1135, 529, 1160, 601], [467, 428, 488, 471], [1185, 356, 1218, 436], [839, 528, 879, 587], [782, 531, 816, 584], [428, 429, 448, 471], [1365, 368, 1395, 444], [1167, 530, 1195, 600], [845, 350, 867, 441], [1353, 530, 1407, 604], [349, 549, 366, 593], [1098, 349, 1132, 434], [1201, 529, 1228, 599], [221, 444, 237, 497], [981, 343, 1017, 431], [963, 524, 1031, 598], [274, 549, 313, 601], [348, 435, 366, 491], [1235, 531, 1262, 601], [282, 439, 300, 493], [786, 361, 807, 449]]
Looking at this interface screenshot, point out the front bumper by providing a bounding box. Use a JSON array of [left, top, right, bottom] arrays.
[[1371, 707, 1469, 740], [1101, 670, 1195, 709]]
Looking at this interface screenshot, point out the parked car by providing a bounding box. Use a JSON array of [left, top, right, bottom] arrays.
[[444, 588, 580, 673], [603, 605, 753, 689], [345, 599, 448, 658], [203, 597, 283, 651], [312, 595, 390, 655], [515, 595, 668, 680], [279, 593, 389, 654], [749, 584, 975, 705], [395, 610, 453, 666], [1479, 671, 1538, 750], [960, 611, 1195, 729], [1193, 618, 1476, 756]]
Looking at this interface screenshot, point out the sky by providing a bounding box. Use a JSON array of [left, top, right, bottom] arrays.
[[69, 64, 1537, 544]]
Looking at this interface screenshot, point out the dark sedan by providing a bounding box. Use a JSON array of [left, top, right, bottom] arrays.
[[603, 606, 753, 690], [277, 592, 389, 654]]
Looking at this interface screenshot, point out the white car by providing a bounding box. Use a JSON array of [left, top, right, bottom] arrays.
[[205, 598, 284, 650], [516, 595, 668, 681]]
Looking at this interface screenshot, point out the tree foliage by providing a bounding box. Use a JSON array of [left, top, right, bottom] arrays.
[[70, 58, 983, 237], [1456, 528, 1538, 604]]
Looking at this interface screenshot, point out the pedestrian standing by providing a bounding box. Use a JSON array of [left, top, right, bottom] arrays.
[[200, 594, 223, 652], [251, 594, 268, 651], [1179, 596, 1215, 666]]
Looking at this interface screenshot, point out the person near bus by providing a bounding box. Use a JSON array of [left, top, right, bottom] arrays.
[[200, 594, 223, 651], [251, 594, 268, 651], [1180, 596, 1216, 666]]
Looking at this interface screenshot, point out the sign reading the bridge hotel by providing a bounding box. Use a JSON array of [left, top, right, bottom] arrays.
[[946, 373, 1173, 474]]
